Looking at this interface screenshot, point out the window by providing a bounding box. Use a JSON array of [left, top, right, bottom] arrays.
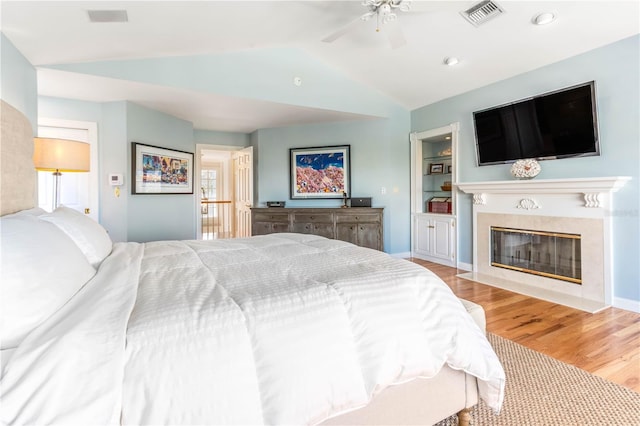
[[201, 169, 217, 201]]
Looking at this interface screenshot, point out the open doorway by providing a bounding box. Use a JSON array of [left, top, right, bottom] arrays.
[[37, 118, 99, 220], [196, 144, 253, 240]]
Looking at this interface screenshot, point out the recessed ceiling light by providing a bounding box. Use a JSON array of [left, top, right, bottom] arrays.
[[532, 12, 556, 25], [444, 57, 459, 66]]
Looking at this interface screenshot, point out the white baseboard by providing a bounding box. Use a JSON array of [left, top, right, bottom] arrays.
[[613, 296, 640, 313], [391, 251, 411, 259], [456, 261, 472, 271]]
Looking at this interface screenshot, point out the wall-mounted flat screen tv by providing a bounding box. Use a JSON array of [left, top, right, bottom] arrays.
[[473, 81, 599, 166]]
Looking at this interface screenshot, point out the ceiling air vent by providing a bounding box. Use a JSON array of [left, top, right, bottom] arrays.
[[461, 1, 505, 27], [87, 10, 128, 23]]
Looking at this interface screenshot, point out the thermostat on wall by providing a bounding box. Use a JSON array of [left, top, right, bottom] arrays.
[[109, 173, 123, 186]]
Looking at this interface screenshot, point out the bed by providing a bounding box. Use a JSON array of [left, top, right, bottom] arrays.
[[0, 99, 504, 425]]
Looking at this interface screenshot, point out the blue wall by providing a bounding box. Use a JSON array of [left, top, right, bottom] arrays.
[[253, 107, 411, 254], [39, 97, 199, 242], [411, 34, 640, 303], [1, 33, 37, 132], [126, 103, 196, 242], [45, 48, 412, 252]]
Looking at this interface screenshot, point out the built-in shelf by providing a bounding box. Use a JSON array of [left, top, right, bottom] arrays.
[[410, 123, 459, 268]]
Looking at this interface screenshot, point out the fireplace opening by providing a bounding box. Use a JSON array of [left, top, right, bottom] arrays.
[[491, 227, 582, 284]]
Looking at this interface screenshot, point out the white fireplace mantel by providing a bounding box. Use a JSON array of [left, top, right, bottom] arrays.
[[454, 176, 631, 313], [456, 177, 630, 208], [455, 176, 630, 195]]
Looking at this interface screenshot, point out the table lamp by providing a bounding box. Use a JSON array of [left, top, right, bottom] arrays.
[[33, 137, 90, 210]]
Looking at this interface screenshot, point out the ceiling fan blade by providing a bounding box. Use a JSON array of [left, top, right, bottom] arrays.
[[321, 15, 364, 43], [387, 21, 407, 49]]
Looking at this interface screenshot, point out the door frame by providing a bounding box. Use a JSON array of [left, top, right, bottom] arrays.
[[195, 144, 252, 239]]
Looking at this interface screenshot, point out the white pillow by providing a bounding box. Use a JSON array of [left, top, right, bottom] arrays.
[[0, 214, 97, 349], [40, 206, 113, 268], [2, 207, 46, 218]]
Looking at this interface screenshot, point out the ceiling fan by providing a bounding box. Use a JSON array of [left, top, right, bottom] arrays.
[[322, 0, 413, 49]]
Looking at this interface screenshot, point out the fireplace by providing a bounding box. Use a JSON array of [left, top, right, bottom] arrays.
[[456, 177, 630, 313], [490, 226, 582, 284]]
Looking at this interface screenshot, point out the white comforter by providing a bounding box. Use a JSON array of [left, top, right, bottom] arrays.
[[1, 233, 504, 425]]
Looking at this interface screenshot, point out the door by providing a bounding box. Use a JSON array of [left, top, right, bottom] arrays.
[[37, 119, 98, 220], [233, 146, 253, 238]]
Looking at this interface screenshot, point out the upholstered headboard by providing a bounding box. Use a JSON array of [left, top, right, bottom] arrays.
[[1, 100, 37, 216]]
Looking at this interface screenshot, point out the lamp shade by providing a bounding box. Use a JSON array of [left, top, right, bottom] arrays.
[[33, 137, 90, 172]]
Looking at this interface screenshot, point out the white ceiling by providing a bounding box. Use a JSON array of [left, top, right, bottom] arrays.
[[2, 1, 639, 133]]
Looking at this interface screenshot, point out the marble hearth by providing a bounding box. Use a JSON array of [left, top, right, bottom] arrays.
[[456, 177, 630, 313]]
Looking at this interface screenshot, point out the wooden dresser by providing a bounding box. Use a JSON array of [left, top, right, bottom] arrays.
[[251, 207, 384, 251]]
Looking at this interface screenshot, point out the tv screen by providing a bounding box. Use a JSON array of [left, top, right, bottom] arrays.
[[473, 81, 599, 166]]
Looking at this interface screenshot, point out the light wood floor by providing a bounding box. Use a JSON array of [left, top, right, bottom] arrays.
[[410, 259, 640, 393]]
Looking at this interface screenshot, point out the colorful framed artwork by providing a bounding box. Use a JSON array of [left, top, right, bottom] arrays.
[[131, 142, 194, 194], [290, 145, 351, 199]]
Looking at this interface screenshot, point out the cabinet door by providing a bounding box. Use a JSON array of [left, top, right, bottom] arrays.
[[356, 223, 381, 250], [292, 222, 334, 238], [251, 211, 290, 235], [291, 213, 334, 239], [335, 223, 358, 245], [253, 221, 290, 235], [415, 215, 433, 256], [431, 217, 453, 260]]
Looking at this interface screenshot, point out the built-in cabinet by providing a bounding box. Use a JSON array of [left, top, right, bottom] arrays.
[[251, 207, 383, 251], [410, 123, 459, 267], [414, 215, 455, 263]]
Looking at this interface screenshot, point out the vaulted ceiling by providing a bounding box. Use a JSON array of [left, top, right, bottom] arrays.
[[2, 1, 638, 132]]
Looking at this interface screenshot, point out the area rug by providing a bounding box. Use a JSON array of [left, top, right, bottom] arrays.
[[434, 333, 640, 425]]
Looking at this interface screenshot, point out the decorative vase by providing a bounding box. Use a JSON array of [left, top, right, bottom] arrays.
[[510, 159, 541, 180]]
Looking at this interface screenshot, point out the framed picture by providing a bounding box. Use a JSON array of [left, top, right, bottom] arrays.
[[447, 165, 453, 174], [131, 142, 194, 194], [429, 163, 444, 174], [290, 145, 350, 199]]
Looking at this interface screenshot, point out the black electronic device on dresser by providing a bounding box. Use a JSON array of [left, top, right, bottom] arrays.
[[350, 197, 372, 207]]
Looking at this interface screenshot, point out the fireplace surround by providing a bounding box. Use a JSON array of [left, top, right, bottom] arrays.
[[456, 177, 629, 313]]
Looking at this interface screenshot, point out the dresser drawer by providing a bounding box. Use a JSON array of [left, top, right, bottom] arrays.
[[335, 213, 381, 223], [252, 212, 289, 222], [293, 213, 333, 223]]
